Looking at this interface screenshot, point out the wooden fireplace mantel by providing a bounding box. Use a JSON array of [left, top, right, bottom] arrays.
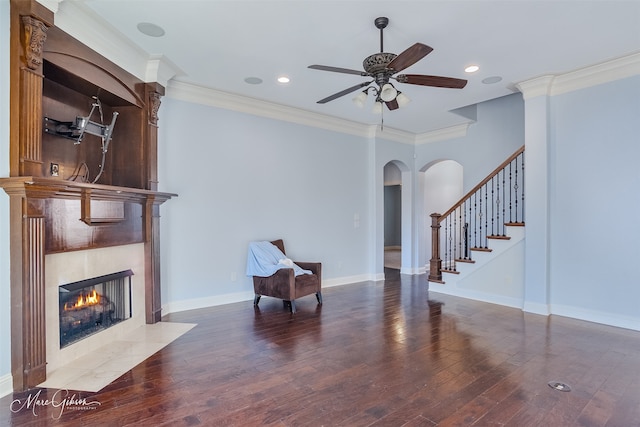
[[0, 177, 177, 204], [6, 0, 176, 391]]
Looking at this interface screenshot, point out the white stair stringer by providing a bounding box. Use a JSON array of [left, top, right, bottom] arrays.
[[428, 225, 525, 308]]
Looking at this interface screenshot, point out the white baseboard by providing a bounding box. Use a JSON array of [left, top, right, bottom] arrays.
[[0, 372, 12, 398], [323, 273, 378, 288], [400, 266, 426, 275], [428, 286, 640, 332], [523, 301, 551, 316], [162, 274, 380, 316], [162, 291, 254, 315], [428, 282, 523, 309], [551, 303, 640, 332]]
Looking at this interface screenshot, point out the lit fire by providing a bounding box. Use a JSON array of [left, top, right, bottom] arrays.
[[64, 289, 101, 311]]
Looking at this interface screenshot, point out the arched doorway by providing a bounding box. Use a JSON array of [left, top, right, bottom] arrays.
[[383, 160, 410, 272], [420, 160, 463, 271]]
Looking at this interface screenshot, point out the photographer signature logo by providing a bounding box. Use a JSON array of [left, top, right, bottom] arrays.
[[10, 388, 101, 419]]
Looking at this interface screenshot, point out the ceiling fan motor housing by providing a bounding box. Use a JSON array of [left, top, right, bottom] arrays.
[[363, 53, 397, 74]]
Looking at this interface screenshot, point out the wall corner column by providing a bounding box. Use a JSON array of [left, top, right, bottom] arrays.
[[516, 76, 554, 315]]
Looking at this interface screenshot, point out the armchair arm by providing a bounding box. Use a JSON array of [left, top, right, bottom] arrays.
[[253, 268, 296, 300], [295, 262, 322, 285], [295, 262, 320, 275]]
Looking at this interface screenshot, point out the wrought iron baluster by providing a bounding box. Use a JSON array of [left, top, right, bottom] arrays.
[[473, 192, 478, 248], [448, 214, 454, 270], [502, 169, 507, 234], [512, 159, 520, 222], [464, 222, 469, 259], [457, 206, 463, 261], [484, 182, 488, 244], [509, 162, 513, 223], [463, 200, 469, 259], [478, 186, 484, 248], [490, 176, 495, 236], [521, 152, 525, 223]]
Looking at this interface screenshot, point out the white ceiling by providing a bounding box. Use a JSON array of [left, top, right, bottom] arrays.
[[75, 0, 640, 134]]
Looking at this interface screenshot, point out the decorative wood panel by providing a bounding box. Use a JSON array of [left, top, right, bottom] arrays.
[[4, 0, 176, 392], [23, 215, 47, 387]]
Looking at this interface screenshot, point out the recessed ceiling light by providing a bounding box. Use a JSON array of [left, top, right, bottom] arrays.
[[137, 22, 165, 37], [277, 76, 290, 84], [482, 76, 503, 84], [465, 65, 480, 73], [244, 77, 263, 85]]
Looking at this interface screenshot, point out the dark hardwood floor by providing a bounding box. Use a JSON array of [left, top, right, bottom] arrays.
[[2, 269, 640, 426]]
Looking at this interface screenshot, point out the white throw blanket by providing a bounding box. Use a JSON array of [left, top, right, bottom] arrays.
[[245, 241, 312, 277]]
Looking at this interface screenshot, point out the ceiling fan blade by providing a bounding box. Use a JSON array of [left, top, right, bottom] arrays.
[[308, 64, 368, 76], [386, 99, 399, 111], [396, 74, 468, 89], [316, 81, 373, 104], [387, 43, 433, 73]]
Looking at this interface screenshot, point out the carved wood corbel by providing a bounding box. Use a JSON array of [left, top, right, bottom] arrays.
[[21, 15, 48, 71], [149, 90, 162, 126]]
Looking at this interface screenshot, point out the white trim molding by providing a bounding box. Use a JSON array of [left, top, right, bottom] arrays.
[[146, 55, 185, 88], [415, 123, 471, 145], [167, 80, 375, 138], [52, 1, 150, 83], [550, 304, 640, 332], [0, 372, 12, 398], [517, 52, 640, 99]]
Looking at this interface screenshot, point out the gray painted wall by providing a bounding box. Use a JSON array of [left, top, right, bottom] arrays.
[[549, 75, 640, 326], [158, 99, 372, 305]]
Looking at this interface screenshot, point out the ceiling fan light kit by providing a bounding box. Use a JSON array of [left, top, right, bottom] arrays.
[[380, 83, 398, 102], [309, 16, 467, 114]]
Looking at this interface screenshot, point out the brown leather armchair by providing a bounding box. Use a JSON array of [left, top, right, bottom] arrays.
[[252, 239, 322, 313]]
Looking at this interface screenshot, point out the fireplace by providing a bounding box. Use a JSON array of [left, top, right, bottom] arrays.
[[58, 270, 133, 348]]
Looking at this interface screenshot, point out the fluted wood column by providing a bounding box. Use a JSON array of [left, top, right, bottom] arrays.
[[9, 0, 53, 391], [143, 196, 163, 323], [11, 2, 52, 177], [6, 191, 47, 390]]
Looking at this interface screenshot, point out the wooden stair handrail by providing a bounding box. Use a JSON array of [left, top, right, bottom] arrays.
[[436, 145, 525, 223]]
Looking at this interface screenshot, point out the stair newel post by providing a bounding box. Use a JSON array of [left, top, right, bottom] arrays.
[[429, 213, 443, 282]]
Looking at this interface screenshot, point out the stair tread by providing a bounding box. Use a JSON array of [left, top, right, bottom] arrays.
[[488, 235, 511, 240]]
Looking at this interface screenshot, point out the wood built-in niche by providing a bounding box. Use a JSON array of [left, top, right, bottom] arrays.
[[1, 0, 176, 391]]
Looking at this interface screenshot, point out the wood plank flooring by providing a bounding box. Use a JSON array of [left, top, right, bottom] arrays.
[[2, 269, 640, 426]]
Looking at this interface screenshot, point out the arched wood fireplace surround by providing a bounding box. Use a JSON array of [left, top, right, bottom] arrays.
[[1, 0, 176, 391]]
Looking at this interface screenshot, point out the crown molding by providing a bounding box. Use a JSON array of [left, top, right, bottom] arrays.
[[551, 52, 640, 96], [146, 55, 184, 88], [52, 1, 151, 84], [167, 80, 376, 138], [374, 126, 416, 144], [517, 52, 640, 99], [414, 123, 471, 144], [167, 80, 461, 145], [515, 75, 555, 100]]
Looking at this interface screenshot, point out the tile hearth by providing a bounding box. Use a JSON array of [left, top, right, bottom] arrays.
[[38, 322, 196, 393]]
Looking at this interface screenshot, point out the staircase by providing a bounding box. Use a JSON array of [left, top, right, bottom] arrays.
[[427, 146, 525, 307]]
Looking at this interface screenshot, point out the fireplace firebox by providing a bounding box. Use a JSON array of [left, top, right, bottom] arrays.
[[59, 270, 133, 348]]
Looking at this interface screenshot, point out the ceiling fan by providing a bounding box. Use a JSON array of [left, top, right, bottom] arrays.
[[308, 17, 467, 111]]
